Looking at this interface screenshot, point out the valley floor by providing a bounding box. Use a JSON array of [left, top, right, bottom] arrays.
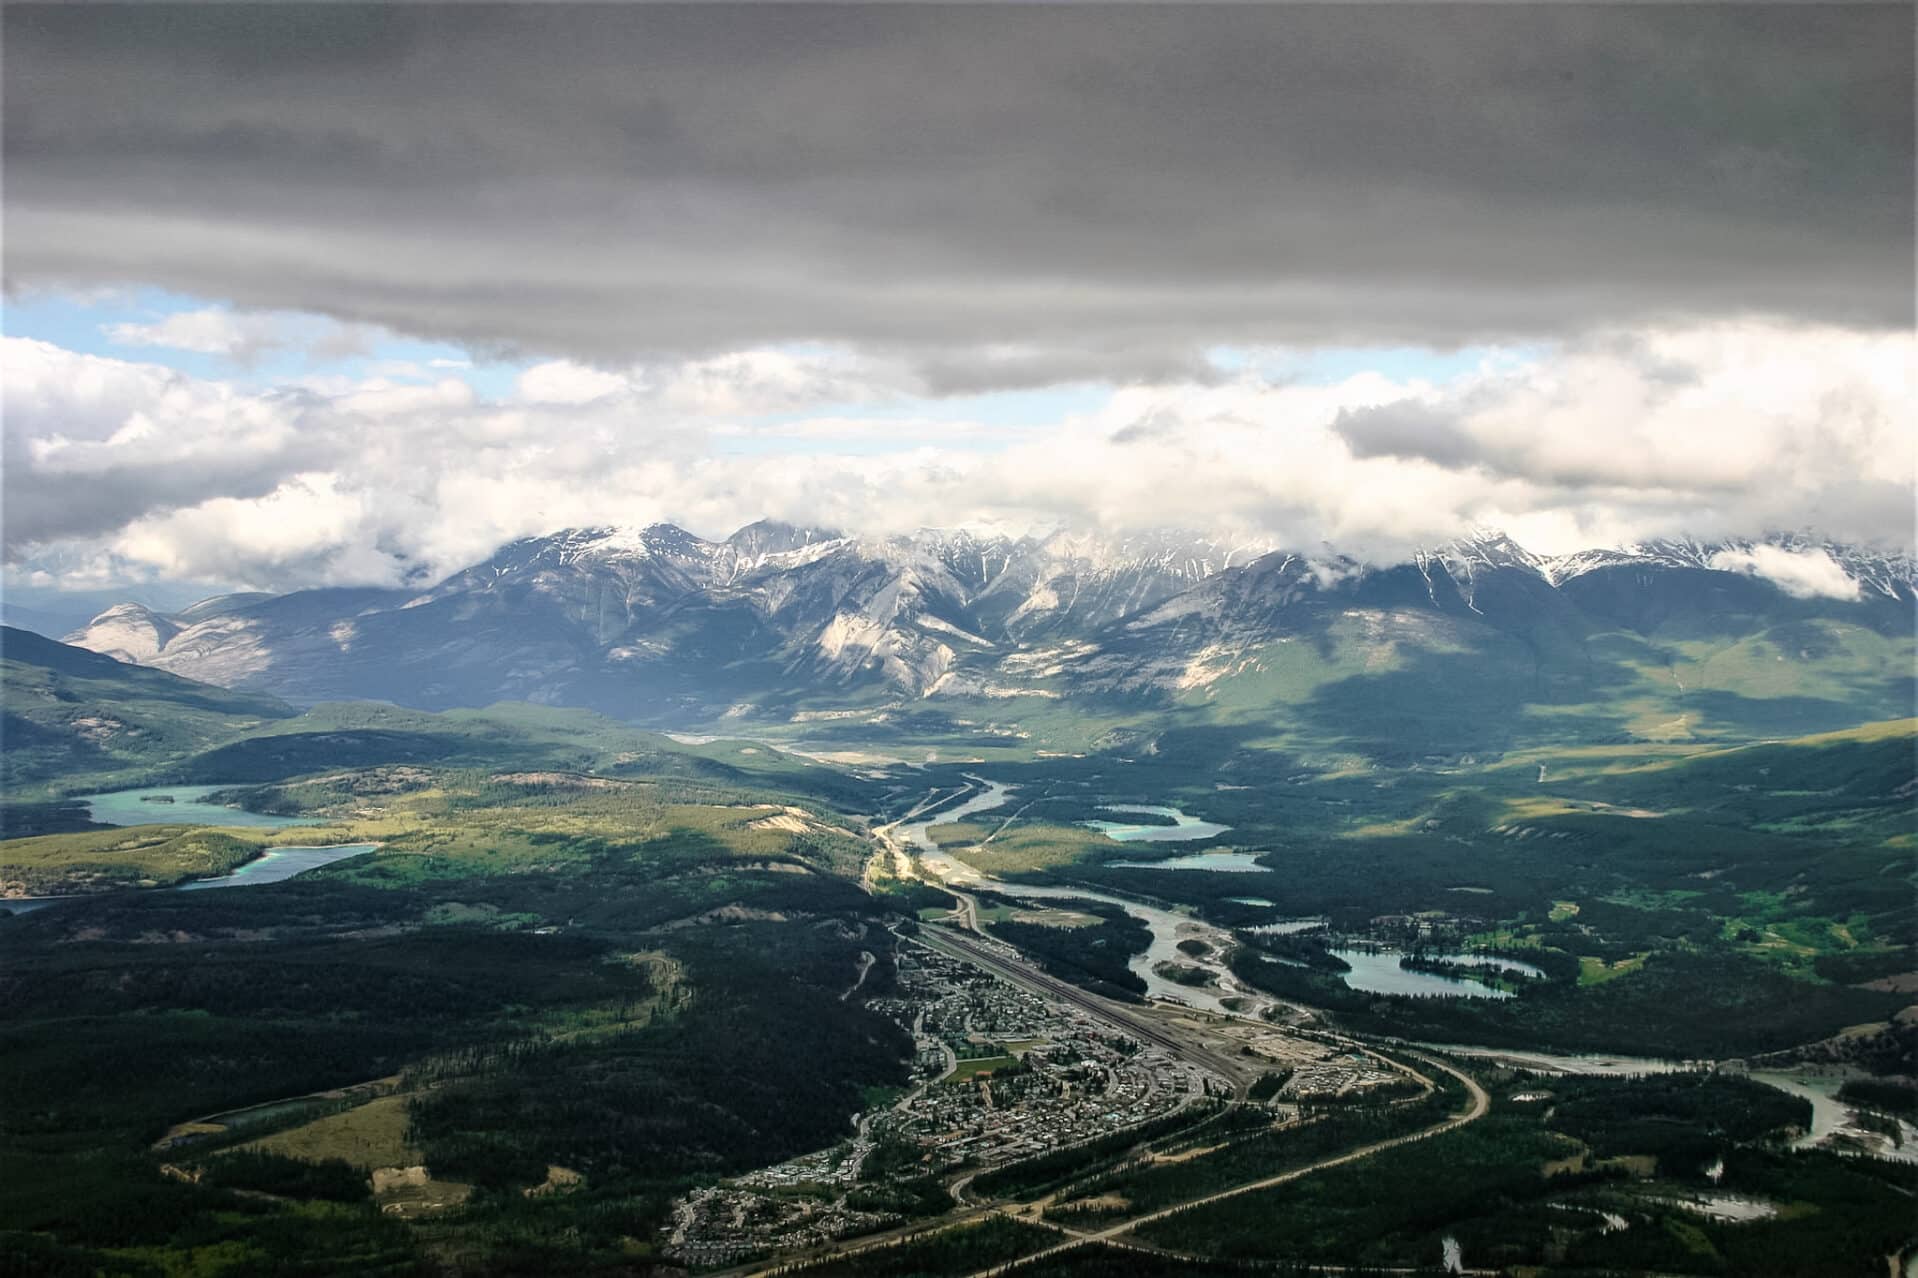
[[1, 682, 1912, 1276]]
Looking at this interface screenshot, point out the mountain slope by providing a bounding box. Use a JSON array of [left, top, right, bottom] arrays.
[[0, 626, 298, 792], [57, 525, 1917, 751], [63, 524, 1274, 716]]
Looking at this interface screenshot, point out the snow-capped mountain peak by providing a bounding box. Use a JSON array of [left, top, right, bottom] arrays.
[[56, 522, 1916, 717]]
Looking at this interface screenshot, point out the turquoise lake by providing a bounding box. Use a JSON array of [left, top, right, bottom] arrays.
[[78, 785, 320, 829], [177, 844, 378, 890]]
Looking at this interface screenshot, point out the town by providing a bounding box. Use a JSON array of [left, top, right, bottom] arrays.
[[664, 939, 1227, 1265]]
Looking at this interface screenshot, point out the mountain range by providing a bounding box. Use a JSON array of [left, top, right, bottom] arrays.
[[53, 523, 1917, 751]]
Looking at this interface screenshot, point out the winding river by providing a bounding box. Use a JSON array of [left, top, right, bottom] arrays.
[[894, 779, 1918, 1165], [4, 843, 377, 915], [1427, 1043, 1918, 1164], [897, 779, 1561, 1011], [897, 779, 1279, 1013], [176, 843, 378, 891]]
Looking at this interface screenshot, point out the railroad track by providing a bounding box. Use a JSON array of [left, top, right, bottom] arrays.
[[913, 925, 1250, 1088]]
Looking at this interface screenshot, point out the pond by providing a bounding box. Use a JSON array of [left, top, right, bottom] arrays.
[[1082, 804, 1231, 843], [1244, 918, 1327, 935], [1331, 947, 1545, 999], [1646, 1192, 1778, 1223], [77, 785, 319, 830], [1109, 849, 1269, 872], [1438, 952, 1548, 979]]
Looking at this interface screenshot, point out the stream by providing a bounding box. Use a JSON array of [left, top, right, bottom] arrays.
[[897, 778, 1566, 1013], [1426, 1043, 1917, 1163], [896, 778, 1280, 1013]]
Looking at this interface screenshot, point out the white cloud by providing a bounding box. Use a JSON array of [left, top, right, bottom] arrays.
[[656, 349, 908, 415], [5, 321, 1913, 593], [103, 306, 373, 365], [512, 348, 908, 413], [114, 474, 377, 581], [514, 360, 632, 405], [3, 337, 322, 549], [1707, 546, 1863, 601], [106, 309, 274, 358]]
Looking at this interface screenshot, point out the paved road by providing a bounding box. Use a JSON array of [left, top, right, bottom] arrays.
[[726, 1050, 1489, 1278], [915, 925, 1254, 1092], [972, 1051, 1491, 1275]]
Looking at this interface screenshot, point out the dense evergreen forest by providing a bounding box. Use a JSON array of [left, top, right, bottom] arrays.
[[0, 746, 923, 1274]]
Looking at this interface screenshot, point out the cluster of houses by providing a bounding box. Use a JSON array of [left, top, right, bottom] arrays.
[[663, 943, 1224, 1265]]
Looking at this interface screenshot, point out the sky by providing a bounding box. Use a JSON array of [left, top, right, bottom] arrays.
[[3, 3, 1913, 601]]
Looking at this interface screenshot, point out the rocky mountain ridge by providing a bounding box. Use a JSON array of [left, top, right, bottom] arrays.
[[58, 522, 1917, 725]]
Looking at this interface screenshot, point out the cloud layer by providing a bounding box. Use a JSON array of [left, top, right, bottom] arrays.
[[6, 5, 1911, 383], [5, 7, 1911, 593], [4, 321, 1910, 591]]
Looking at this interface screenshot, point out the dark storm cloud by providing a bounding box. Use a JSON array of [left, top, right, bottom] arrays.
[[4, 4, 1911, 384], [1331, 401, 1484, 468]]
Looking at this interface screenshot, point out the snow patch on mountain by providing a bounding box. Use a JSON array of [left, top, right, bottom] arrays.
[[1174, 640, 1275, 691], [925, 671, 1058, 699], [1541, 535, 1914, 601], [1127, 591, 1223, 630], [57, 521, 1918, 714], [914, 614, 997, 648], [1003, 584, 1061, 628]]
